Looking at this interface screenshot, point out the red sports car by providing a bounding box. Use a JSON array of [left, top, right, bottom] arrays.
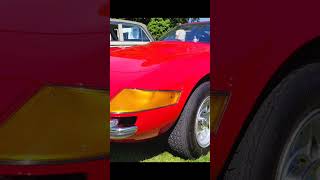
[[212, 1, 320, 179], [110, 22, 210, 159]]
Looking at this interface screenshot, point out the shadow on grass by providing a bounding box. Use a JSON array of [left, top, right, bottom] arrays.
[[111, 135, 210, 162], [110, 136, 169, 162]]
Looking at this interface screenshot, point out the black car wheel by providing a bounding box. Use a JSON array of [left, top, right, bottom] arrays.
[[223, 63, 320, 180], [168, 81, 210, 159]]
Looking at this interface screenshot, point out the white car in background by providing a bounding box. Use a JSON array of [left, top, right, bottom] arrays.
[[110, 19, 154, 50]]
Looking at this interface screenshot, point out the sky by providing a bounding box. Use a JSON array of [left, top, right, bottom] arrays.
[[189, 18, 210, 22], [199, 18, 210, 22]]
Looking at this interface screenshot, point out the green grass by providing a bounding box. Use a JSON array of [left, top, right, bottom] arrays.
[[111, 136, 210, 162], [142, 151, 210, 162]]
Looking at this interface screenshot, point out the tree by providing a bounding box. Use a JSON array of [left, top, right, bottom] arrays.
[[119, 18, 194, 40], [147, 18, 172, 40]]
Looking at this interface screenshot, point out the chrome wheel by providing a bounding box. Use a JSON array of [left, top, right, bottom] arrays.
[[194, 96, 210, 148], [277, 109, 320, 180]]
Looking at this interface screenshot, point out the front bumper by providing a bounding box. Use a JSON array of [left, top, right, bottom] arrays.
[[110, 119, 137, 139], [110, 103, 183, 141]]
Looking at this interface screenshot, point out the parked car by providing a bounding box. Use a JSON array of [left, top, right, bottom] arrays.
[[110, 19, 154, 51], [110, 22, 210, 159], [212, 1, 320, 180], [0, 1, 108, 180]]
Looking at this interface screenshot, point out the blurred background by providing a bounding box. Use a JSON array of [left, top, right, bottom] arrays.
[[117, 18, 210, 40]]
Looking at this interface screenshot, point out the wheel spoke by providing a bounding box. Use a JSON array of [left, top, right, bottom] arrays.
[[194, 96, 210, 148], [277, 110, 320, 180], [311, 122, 320, 160]]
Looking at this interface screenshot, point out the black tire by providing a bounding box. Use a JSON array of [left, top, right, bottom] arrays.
[[168, 81, 210, 159], [223, 63, 320, 180]]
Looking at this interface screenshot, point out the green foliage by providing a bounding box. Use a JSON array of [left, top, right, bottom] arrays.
[[119, 18, 197, 40], [147, 18, 171, 40]]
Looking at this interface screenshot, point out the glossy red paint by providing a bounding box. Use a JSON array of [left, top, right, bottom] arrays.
[[212, 0, 320, 178], [111, 41, 210, 140], [0, 0, 108, 179], [110, 47, 125, 52]]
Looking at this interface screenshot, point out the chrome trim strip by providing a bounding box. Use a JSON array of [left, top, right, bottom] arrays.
[[110, 124, 137, 140]]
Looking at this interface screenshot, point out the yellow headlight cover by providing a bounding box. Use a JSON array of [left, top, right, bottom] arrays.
[[0, 86, 109, 164], [110, 89, 181, 114]]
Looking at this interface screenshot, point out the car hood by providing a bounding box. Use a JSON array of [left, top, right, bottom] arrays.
[[110, 41, 210, 98], [110, 41, 209, 73]]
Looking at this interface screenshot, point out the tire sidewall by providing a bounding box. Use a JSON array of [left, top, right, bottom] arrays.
[[251, 64, 320, 179], [187, 82, 210, 158], [223, 64, 320, 180]]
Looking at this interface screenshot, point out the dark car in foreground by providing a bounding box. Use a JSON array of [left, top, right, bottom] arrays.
[[212, 1, 320, 179]]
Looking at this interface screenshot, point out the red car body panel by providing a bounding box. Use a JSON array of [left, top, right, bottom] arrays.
[[111, 41, 210, 140], [0, 0, 108, 179], [0, 160, 109, 180], [212, 0, 320, 178], [110, 47, 123, 52]]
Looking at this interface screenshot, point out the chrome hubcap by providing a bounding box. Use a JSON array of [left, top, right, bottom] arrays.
[[277, 109, 320, 180], [194, 96, 210, 148]]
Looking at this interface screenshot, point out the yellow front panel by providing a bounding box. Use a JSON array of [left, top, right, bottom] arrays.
[[0, 86, 109, 163], [111, 89, 181, 114], [211, 93, 229, 134]]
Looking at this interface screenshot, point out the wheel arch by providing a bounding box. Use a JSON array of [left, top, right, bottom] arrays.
[[245, 36, 320, 134], [219, 36, 320, 177], [163, 73, 210, 135], [179, 73, 210, 118]]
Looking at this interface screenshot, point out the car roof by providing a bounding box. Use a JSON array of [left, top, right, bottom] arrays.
[[110, 18, 154, 41], [110, 18, 148, 28]]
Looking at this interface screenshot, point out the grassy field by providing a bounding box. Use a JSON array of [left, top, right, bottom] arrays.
[[111, 136, 210, 162]]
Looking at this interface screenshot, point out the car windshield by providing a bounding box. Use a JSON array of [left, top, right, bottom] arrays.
[[110, 21, 150, 42], [160, 23, 210, 43]]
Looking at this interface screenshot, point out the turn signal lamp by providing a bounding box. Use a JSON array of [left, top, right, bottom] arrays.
[[211, 92, 230, 134], [110, 89, 181, 114]]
